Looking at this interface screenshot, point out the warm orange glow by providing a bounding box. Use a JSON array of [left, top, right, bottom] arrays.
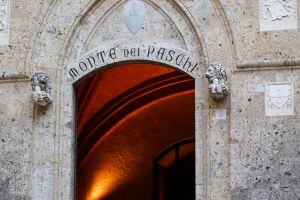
[[86, 161, 136, 200], [76, 63, 195, 200], [85, 158, 126, 200], [87, 176, 116, 200], [76, 63, 175, 137], [86, 179, 112, 200], [88, 186, 104, 200], [78, 90, 195, 200]]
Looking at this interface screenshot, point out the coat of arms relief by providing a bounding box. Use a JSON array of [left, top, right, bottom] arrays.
[[260, 0, 297, 31], [265, 82, 294, 116]]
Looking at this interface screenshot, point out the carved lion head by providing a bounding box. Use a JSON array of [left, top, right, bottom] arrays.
[[205, 62, 227, 83], [31, 72, 50, 91], [31, 72, 52, 106]]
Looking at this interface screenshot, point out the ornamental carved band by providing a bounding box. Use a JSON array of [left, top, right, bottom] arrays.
[[31, 72, 53, 106], [205, 62, 229, 100]]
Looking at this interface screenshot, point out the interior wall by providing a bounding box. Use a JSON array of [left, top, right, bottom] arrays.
[[75, 63, 195, 200]]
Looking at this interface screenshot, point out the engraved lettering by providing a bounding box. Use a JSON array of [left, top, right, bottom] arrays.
[[109, 47, 117, 60], [182, 57, 192, 70], [147, 46, 155, 57], [97, 51, 106, 63], [79, 62, 88, 72], [176, 54, 185, 66], [157, 48, 166, 60], [166, 50, 175, 61], [131, 48, 138, 57], [69, 68, 79, 80], [124, 48, 129, 57], [188, 63, 198, 73], [87, 56, 97, 68], [68, 46, 199, 81]]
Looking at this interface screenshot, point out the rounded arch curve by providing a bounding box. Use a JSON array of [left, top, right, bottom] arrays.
[[75, 62, 196, 200], [73, 59, 195, 85], [28, 0, 209, 83], [68, 44, 202, 84], [26, 0, 236, 199], [75, 62, 195, 169]]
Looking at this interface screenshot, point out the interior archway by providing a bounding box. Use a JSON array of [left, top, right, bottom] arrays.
[[75, 63, 195, 200]]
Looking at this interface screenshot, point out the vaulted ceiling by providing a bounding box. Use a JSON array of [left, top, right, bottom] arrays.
[[76, 63, 195, 200]]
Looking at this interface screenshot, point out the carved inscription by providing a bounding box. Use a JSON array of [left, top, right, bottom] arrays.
[[68, 45, 200, 81], [260, 0, 297, 31], [265, 82, 294, 116], [0, 0, 9, 44]]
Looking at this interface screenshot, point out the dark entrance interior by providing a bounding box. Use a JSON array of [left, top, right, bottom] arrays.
[[154, 138, 195, 200], [75, 63, 195, 200]]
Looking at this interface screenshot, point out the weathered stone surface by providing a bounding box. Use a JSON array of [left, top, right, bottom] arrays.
[[0, 0, 299, 199], [0, 82, 32, 199]]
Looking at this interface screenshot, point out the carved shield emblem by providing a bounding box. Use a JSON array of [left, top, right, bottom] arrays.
[[267, 84, 291, 108], [123, 0, 146, 34], [265, 82, 294, 116]]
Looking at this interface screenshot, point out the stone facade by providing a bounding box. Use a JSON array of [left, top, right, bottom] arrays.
[[0, 0, 299, 199]]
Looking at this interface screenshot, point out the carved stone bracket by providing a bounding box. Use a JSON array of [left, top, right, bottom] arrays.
[[205, 62, 229, 100], [31, 72, 53, 106]]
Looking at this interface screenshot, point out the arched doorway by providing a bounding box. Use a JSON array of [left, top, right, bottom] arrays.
[[153, 138, 196, 200], [153, 138, 195, 200], [75, 63, 195, 200]]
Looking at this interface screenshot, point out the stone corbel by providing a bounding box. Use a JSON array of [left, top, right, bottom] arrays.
[[31, 72, 53, 106], [205, 62, 229, 100]]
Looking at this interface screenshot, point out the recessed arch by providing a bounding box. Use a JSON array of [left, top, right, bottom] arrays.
[[72, 57, 199, 85], [153, 138, 195, 200], [26, 0, 239, 198], [80, 0, 189, 55], [76, 63, 195, 167], [67, 44, 202, 84], [75, 62, 196, 200]]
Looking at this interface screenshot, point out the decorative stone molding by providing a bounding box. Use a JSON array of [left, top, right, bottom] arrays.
[[237, 58, 300, 70], [205, 62, 229, 100], [0, 71, 29, 80], [31, 72, 52, 106]]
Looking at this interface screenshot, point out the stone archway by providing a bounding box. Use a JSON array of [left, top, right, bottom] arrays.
[[75, 62, 196, 200], [58, 47, 205, 200], [28, 0, 235, 199], [57, 1, 207, 198]]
